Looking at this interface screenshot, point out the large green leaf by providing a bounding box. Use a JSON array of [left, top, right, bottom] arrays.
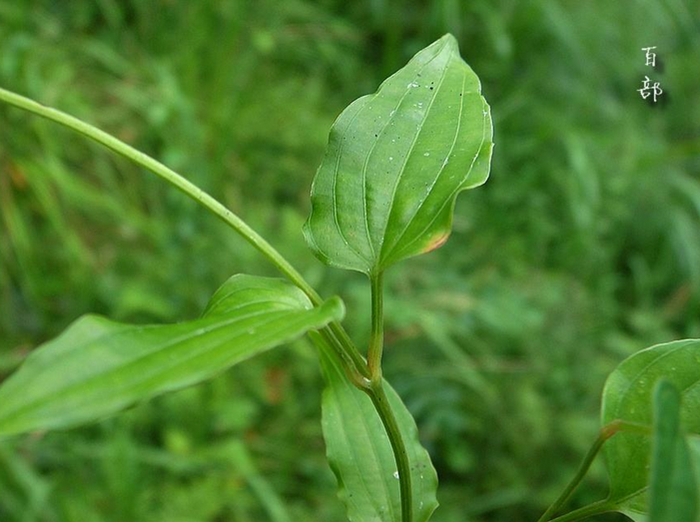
[[601, 339, 700, 519], [304, 34, 493, 274], [317, 341, 439, 522], [649, 380, 697, 522], [0, 275, 344, 437]]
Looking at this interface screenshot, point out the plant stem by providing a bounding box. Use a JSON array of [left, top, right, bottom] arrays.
[[547, 500, 614, 522], [364, 272, 412, 520], [0, 89, 309, 296], [368, 271, 385, 382], [0, 86, 370, 380], [367, 382, 413, 522], [536, 420, 651, 522], [0, 85, 415, 519]]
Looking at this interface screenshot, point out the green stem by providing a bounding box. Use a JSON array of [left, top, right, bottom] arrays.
[[364, 272, 412, 520], [547, 500, 614, 522], [0, 88, 306, 298], [368, 271, 384, 382], [0, 86, 370, 380], [366, 382, 413, 522], [0, 85, 416, 518], [536, 420, 650, 522]]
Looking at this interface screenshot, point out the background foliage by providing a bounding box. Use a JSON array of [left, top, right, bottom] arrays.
[[0, 1, 699, 521]]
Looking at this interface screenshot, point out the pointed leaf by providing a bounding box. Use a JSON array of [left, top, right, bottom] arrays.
[[601, 339, 700, 518], [317, 341, 438, 522], [304, 34, 493, 274], [0, 275, 344, 437], [649, 380, 697, 522]]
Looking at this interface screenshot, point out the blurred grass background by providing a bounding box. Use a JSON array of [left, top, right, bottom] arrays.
[[0, 0, 699, 521]]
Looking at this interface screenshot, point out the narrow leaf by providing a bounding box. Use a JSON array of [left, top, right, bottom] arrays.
[[601, 339, 700, 518], [304, 34, 493, 274], [0, 275, 344, 437], [317, 341, 438, 522], [649, 380, 697, 522]]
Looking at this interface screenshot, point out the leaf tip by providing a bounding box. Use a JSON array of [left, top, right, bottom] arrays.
[[438, 33, 459, 52]]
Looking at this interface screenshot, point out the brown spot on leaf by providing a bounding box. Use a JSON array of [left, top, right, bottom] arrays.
[[422, 232, 450, 253]]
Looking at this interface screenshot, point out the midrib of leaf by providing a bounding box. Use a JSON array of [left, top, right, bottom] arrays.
[[388, 96, 489, 263], [325, 350, 397, 520], [381, 69, 477, 263], [0, 307, 318, 425], [97, 311, 317, 398], [0, 310, 274, 422], [331, 40, 448, 268], [330, 393, 381, 517], [612, 487, 650, 514], [376, 47, 454, 264], [8, 290, 297, 381]]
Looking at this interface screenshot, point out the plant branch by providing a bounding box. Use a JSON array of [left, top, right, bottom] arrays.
[[0, 88, 311, 298], [0, 85, 417, 520], [368, 271, 385, 382], [0, 86, 370, 381], [536, 420, 651, 522]]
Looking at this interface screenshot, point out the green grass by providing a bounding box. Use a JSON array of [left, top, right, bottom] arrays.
[[1, 0, 699, 520]]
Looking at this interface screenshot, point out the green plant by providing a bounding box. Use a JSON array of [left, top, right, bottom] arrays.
[[0, 33, 698, 522]]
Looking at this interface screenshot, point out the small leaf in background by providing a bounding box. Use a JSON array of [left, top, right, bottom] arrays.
[[0, 275, 344, 437], [304, 34, 493, 274], [601, 339, 700, 519], [317, 342, 439, 522], [649, 380, 697, 522]]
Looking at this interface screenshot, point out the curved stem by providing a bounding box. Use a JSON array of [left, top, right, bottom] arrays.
[[536, 420, 651, 522], [547, 500, 614, 522], [366, 382, 413, 522], [0, 85, 415, 518], [0, 89, 309, 299], [0, 86, 371, 380], [368, 271, 385, 382]]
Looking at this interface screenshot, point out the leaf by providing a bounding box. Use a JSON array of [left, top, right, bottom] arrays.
[[317, 340, 439, 522], [304, 34, 493, 274], [0, 275, 344, 437], [649, 380, 697, 522], [601, 339, 700, 519]]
